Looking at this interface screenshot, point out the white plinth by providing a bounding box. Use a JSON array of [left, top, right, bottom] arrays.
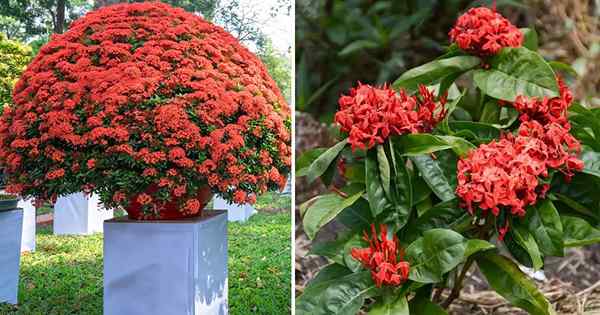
[[53, 192, 113, 235], [103, 210, 228, 315], [19, 199, 35, 252], [213, 197, 256, 222], [0, 208, 23, 304]]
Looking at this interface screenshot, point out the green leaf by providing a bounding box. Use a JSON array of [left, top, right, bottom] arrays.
[[520, 28, 538, 51], [305, 264, 352, 289], [366, 151, 391, 217], [511, 224, 544, 270], [406, 229, 467, 283], [296, 271, 376, 315], [302, 191, 364, 239], [398, 134, 474, 157], [369, 296, 409, 315], [526, 200, 564, 257], [304, 139, 348, 184], [562, 216, 600, 247], [411, 154, 456, 202], [404, 199, 471, 242], [409, 294, 448, 315], [376, 145, 392, 201], [439, 89, 466, 134], [479, 100, 501, 124], [473, 47, 558, 102], [393, 56, 481, 93], [477, 253, 556, 315], [296, 148, 327, 176], [338, 40, 379, 57], [448, 121, 501, 142], [388, 141, 412, 229]]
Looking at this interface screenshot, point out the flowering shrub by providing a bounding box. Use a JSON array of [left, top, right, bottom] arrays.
[[0, 2, 290, 219], [297, 6, 600, 315]]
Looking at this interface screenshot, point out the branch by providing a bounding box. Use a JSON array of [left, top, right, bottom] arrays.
[[441, 256, 474, 309]]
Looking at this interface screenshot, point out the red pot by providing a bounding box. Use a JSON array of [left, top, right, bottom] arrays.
[[125, 185, 213, 220]]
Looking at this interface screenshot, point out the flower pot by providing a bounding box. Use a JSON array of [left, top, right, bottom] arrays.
[[125, 186, 213, 220], [19, 198, 35, 252], [213, 196, 256, 222], [54, 193, 114, 235], [103, 210, 228, 315], [0, 208, 23, 304]]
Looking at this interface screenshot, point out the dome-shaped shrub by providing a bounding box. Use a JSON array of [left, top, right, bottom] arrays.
[[0, 2, 291, 219]]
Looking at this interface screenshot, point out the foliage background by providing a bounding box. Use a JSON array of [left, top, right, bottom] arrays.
[[296, 0, 599, 122]]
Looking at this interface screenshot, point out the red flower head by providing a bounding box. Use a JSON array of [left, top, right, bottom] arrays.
[[334, 83, 447, 151], [449, 7, 523, 56], [351, 224, 410, 287], [0, 2, 290, 216]]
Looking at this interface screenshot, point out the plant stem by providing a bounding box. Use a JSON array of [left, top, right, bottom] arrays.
[[441, 256, 474, 309]]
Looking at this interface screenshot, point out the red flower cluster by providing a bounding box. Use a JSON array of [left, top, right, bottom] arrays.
[[449, 7, 523, 56], [334, 84, 447, 151], [0, 2, 291, 218], [457, 79, 583, 239], [351, 224, 410, 287]]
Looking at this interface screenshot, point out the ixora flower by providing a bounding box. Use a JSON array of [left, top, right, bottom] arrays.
[[351, 224, 410, 287], [334, 84, 447, 151], [0, 2, 291, 219], [449, 6, 523, 56]]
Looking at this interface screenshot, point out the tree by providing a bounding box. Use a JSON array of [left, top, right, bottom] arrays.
[[257, 39, 291, 102], [0, 33, 32, 106]]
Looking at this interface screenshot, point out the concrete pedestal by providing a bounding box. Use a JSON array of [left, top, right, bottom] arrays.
[[54, 193, 113, 235], [103, 210, 228, 315], [0, 208, 23, 304], [213, 197, 256, 222], [19, 199, 35, 252]]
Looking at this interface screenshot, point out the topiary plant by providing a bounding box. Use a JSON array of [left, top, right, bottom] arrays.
[[297, 6, 600, 315], [0, 2, 291, 220]]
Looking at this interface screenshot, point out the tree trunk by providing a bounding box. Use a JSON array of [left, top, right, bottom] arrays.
[[94, 0, 126, 9], [54, 0, 65, 34]]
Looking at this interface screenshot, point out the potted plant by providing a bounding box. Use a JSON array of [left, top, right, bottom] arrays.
[[297, 5, 600, 315], [0, 2, 290, 313]]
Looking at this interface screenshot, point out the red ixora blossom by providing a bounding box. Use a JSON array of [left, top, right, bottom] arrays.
[[0, 2, 291, 217], [457, 80, 583, 239], [351, 224, 410, 287], [335, 84, 447, 151], [449, 6, 523, 56]]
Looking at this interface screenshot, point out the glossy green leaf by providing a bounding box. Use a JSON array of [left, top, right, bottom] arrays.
[[473, 47, 558, 102], [477, 253, 556, 315], [369, 296, 409, 315], [399, 134, 474, 157], [511, 224, 543, 270], [409, 294, 448, 315], [305, 264, 352, 289], [304, 139, 348, 184], [296, 148, 326, 176], [302, 191, 364, 239], [520, 28, 538, 51], [562, 216, 600, 247], [393, 55, 481, 93], [406, 229, 467, 283], [479, 100, 501, 123], [526, 200, 564, 257], [366, 151, 391, 217], [376, 145, 392, 201], [388, 141, 411, 229], [411, 154, 455, 202], [296, 271, 376, 315], [448, 121, 501, 142], [404, 199, 471, 242], [439, 89, 466, 135]]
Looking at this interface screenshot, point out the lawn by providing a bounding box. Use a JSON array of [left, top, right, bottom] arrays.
[[0, 211, 291, 315]]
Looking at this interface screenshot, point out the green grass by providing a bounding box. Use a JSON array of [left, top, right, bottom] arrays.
[[0, 211, 291, 314], [255, 192, 291, 211]]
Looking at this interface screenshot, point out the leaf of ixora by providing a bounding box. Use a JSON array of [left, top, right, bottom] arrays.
[[411, 154, 456, 202], [376, 145, 392, 201], [511, 223, 544, 270], [448, 121, 501, 142], [366, 150, 391, 217], [305, 264, 352, 290], [368, 296, 409, 315], [398, 134, 474, 157], [387, 141, 411, 229], [477, 253, 556, 315], [526, 199, 564, 257], [409, 293, 448, 315], [520, 28, 538, 51], [392, 56, 481, 94], [562, 216, 600, 247], [296, 148, 326, 176], [302, 191, 364, 239], [439, 88, 466, 135], [473, 47, 558, 102], [403, 199, 471, 243], [304, 139, 348, 184], [296, 271, 377, 315], [406, 229, 492, 283]]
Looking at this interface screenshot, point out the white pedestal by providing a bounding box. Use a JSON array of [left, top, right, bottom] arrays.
[[53, 193, 113, 235], [213, 197, 256, 222], [0, 208, 23, 304], [19, 199, 35, 252], [103, 211, 228, 315]]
